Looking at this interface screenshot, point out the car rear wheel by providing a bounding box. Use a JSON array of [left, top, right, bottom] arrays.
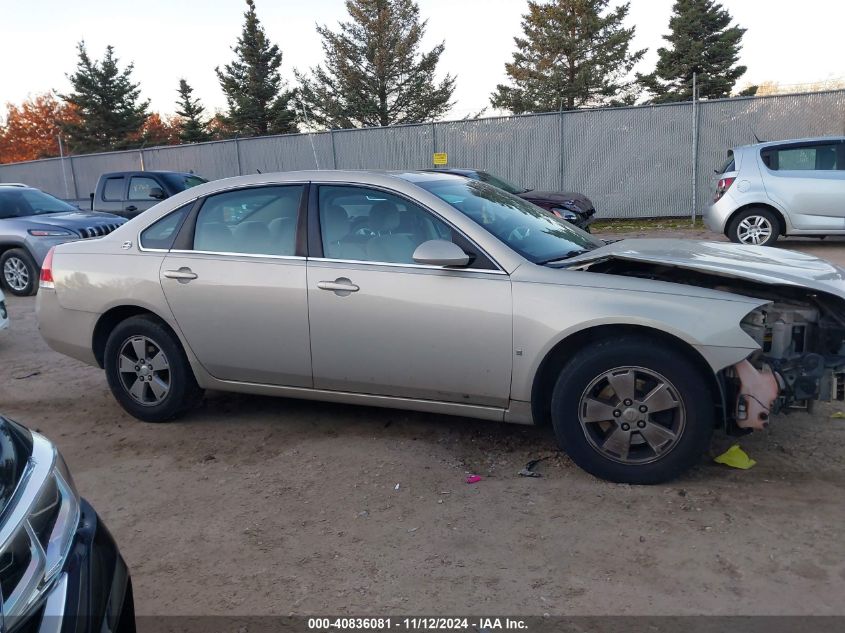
[[550, 336, 714, 484], [1, 248, 38, 296], [727, 208, 780, 246], [104, 315, 203, 422]]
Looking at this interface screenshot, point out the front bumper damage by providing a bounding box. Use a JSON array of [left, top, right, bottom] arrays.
[[729, 298, 845, 431]]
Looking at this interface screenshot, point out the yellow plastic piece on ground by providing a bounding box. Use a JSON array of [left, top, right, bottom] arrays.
[[714, 444, 756, 470], [831, 411, 845, 419]]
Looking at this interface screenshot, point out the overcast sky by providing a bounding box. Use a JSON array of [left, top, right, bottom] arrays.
[[3, 0, 844, 119]]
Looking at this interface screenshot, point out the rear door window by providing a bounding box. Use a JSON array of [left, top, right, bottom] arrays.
[[761, 142, 845, 171], [191, 185, 304, 256], [102, 177, 125, 201]]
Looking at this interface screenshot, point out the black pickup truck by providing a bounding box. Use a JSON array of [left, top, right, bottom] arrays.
[[91, 171, 207, 218]]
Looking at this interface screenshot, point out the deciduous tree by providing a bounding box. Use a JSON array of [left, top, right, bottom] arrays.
[[0, 94, 78, 164], [134, 113, 181, 146]]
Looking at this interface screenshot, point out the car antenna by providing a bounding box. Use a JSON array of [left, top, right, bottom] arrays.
[[256, 169, 262, 174]]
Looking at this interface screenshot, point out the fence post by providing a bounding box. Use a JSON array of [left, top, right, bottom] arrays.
[[234, 138, 243, 176], [431, 122, 437, 166], [68, 155, 79, 200], [559, 111, 565, 191], [330, 129, 338, 169], [691, 73, 699, 224]]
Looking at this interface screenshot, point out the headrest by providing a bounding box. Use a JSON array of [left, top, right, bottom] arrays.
[[369, 201, 400, 232], [322, 204, 349, 242]]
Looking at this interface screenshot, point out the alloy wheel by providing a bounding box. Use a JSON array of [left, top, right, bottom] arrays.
[[3, 257, 29, 292], [578, 366, 686, 465], [736, 215, 773, 245], [117, 336, 171, 406]]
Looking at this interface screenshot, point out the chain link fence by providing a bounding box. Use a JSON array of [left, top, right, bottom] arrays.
[[2, 90, 844, 218]]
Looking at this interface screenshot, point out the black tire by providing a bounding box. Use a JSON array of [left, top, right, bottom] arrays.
[[550, 336, 714, 484], [104, 315, 203, 423], [727, 207, 780, 246], [1, 248, 38, 296]]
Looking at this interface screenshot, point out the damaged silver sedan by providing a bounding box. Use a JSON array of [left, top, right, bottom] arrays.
[[35, 170, 845, 484]]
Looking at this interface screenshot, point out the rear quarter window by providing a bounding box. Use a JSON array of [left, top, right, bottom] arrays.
[[139, 203, 192, 250], [102, 177, 125, 201]]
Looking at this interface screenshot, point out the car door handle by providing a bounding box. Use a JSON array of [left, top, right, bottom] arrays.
[[125, 205, 137, 212], [163, 268, 198, 281], [317, 278, 359, 293]]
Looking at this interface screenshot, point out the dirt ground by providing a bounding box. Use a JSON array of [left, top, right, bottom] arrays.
[[1, 227, 844, 616]]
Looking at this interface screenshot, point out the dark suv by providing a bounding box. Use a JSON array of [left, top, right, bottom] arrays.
[[0, 184, 125, 295], [425, 168, 596, 231]]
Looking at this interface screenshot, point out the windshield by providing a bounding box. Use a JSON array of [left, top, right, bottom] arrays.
[[0, 189, 77, 219], [475, 171, 526, 195], [413, 178, 602, 263], [162, 173, 208, 192]]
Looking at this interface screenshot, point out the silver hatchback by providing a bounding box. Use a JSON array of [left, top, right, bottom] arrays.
[[705, 137, 845, 245]]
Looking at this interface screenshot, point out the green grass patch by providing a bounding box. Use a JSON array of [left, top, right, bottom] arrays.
[[592, 217, 698, 233]]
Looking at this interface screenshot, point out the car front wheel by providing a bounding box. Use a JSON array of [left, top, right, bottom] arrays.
[[104, 315, 203, 422], [550, 336, 714, 484], [1, 248, 38, 296]]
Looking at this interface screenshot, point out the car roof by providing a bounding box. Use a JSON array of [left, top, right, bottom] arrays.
[[100, 170, 199, 177], [0, 183, 31, 188], [734, 136, 845, 150]]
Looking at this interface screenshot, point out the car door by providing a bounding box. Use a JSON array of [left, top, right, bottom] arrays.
[[126, 175, 164, 217], [306, 184, 513, 407], [760, 140, 845, 230], [159, 184, 312, 387], [98, 176, 126, 214]]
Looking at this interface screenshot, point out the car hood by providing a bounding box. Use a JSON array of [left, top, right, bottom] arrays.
[[518, 191, 593, 211], [562, 239, 845, 297], [18, 211, 124, 230]]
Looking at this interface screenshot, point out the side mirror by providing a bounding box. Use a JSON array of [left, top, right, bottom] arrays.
[[412, 239, 470, 267], [149, 187, 167, 200]]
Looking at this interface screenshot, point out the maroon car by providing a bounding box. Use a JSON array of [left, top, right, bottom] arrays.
[[424, 168, 596, 231]]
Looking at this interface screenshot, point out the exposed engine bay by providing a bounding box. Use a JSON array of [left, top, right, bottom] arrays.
[[576, 259, 845, 433]]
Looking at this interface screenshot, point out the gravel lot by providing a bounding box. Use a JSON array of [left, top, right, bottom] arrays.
[[1, 227, 844, 616]]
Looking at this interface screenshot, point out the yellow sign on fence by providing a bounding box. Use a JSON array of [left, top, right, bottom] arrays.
[[433, 152, 448, 166]]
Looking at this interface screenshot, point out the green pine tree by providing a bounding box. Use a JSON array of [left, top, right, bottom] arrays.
[[639, 0, 749, 102], [60, 42, 149, 152], [216, 0, 297, 136], [491, 0, 646, 113], [175, 79, 212, 143], [296, 0, 455, 128]]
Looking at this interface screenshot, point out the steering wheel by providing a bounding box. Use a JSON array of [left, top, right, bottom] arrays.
[[508, 226, 531, 242]]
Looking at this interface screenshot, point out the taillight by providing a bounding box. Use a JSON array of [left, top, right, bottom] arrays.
[[39, 247, 55, 289], [715, 177, 735, 202]]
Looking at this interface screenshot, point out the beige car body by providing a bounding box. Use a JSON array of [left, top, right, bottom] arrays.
[[33, 170, 779, 427]]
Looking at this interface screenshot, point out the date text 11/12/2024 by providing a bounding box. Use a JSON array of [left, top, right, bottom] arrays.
[[308, 617, 529, 630]]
